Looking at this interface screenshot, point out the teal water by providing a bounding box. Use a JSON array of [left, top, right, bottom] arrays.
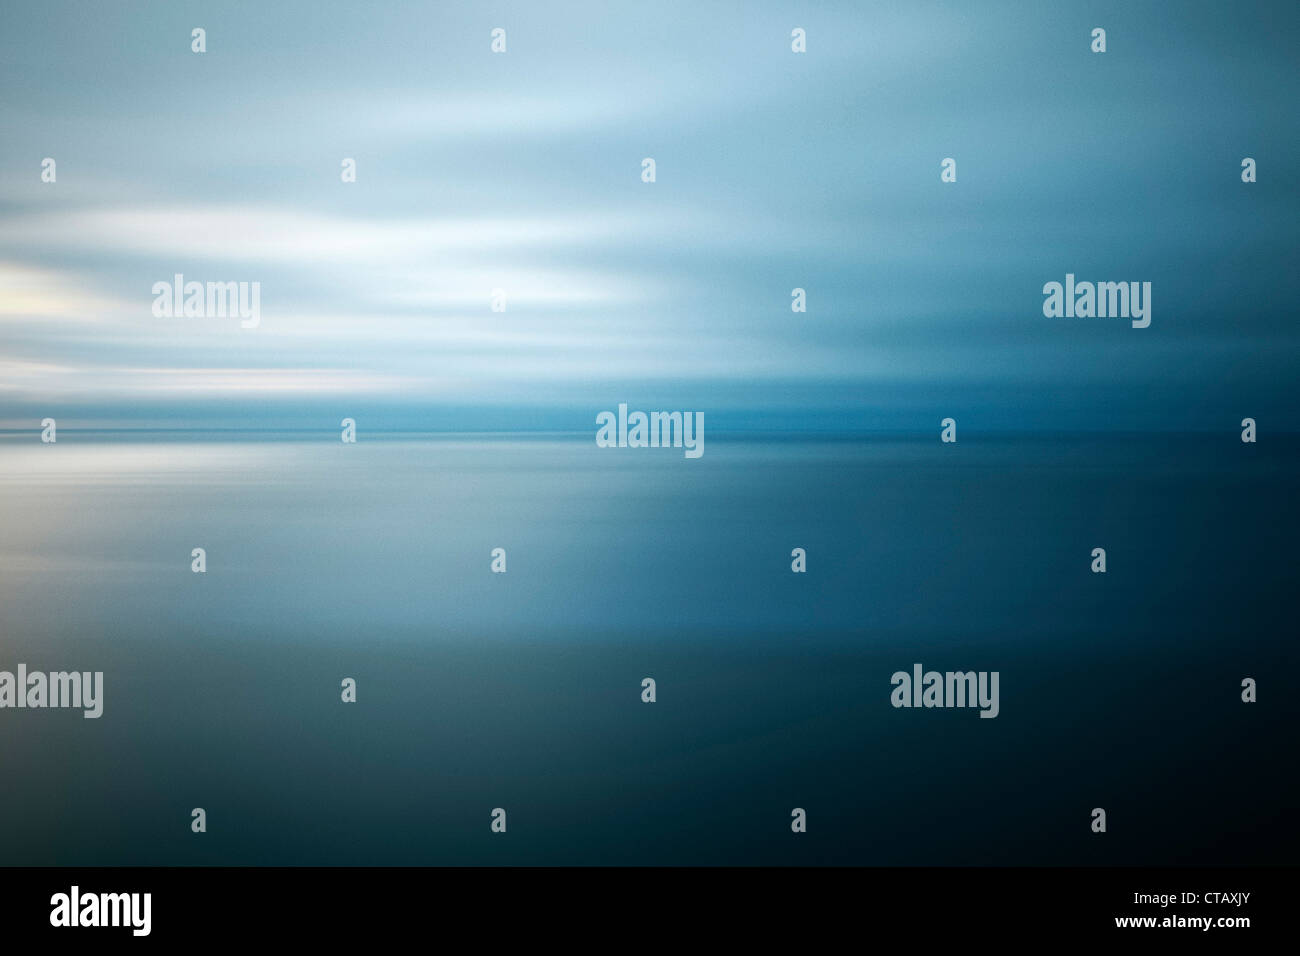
[[0, 433, 1294, 864]]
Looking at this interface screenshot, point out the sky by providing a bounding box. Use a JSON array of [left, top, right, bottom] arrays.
[[1, 0, 1296, 433]]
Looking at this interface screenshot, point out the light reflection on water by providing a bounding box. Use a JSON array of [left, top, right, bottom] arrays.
[[0, 434, 1294, 864]]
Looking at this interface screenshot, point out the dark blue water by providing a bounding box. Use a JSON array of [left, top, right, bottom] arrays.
[[0, 432, 1294, 864]]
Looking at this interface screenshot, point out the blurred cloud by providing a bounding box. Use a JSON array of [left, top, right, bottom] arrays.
[[0, 0, 1296, 431]]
